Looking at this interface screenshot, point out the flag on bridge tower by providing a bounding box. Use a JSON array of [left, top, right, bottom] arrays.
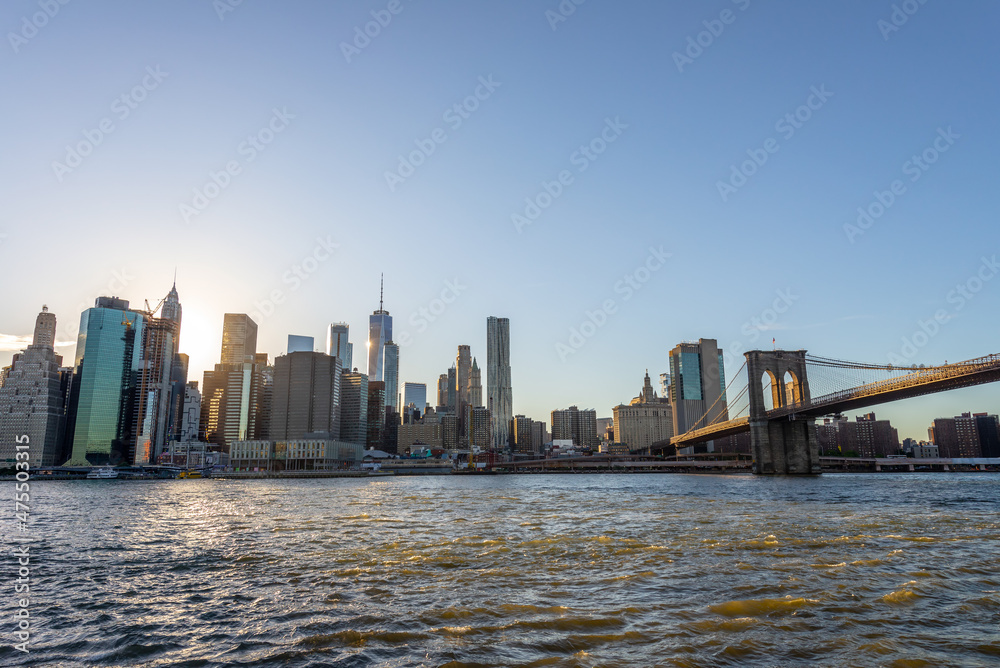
[[772, 337, 776, 350]]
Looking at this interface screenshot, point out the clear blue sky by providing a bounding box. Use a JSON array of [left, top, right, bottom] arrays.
[[2, 0, 998, 440]]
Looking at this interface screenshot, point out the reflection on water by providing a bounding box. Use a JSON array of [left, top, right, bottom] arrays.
[[5, 473, 1000, 667]]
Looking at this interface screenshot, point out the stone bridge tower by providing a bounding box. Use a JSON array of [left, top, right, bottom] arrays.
[[745, 350, 821, 474]]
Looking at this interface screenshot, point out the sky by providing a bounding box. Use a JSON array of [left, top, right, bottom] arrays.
[[1, 0, 998, 441]]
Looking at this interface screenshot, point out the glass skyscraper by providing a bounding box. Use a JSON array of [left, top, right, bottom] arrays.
[[65, 297, 146, 465], [383, 342, 399, 410], [367, 279, 392, 381], [668, 338, 728, 437], [326, 322, 352, 371]]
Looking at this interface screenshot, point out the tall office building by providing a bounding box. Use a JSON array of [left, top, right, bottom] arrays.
[[366, 381, 386, 450], [133, 314, 178, 464], [469, 358, 483, 407], [200, 314, 269, 452], [446, 366, 457, 412], [339, 371, 369, 445], [367, 276, 392, 381], [669, 339, 728, 436], [287, 335, 314, 353], [65, 297, 146, 465], [436, 374, 449, 410], [403, 382, 427, 416], [383, 342, 399, 410], [550, 406, 598, 450], [271, 352, 342, 440], [161, 280, 182, 353], [471, 406, 491, 449], [487, 316, 512, 450], [221, 313, 258, 364], [327, 322, 352, 371], [32, 306, 57, 348], [455, 346, 471, 408], [0, 307, 69, 467]]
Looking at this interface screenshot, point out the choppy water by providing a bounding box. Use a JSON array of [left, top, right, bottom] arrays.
[[3, 473, 1000, 667]]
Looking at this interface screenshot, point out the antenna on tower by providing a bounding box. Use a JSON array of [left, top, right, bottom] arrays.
[[379, 273, 384, 311]]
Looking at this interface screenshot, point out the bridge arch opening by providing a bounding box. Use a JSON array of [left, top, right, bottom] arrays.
[[761, 370, 779, 411], [784, 370, 801, 405]]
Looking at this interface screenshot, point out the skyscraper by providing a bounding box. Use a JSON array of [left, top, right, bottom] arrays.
[[32, 306, 56, 348], [446, 366, 457, 412], [339, 371, 369, 445], [327, 322, 352, 371], [487, 316, 512, 450], [403, 382, 427, 416], [469, 358, 483, 407], [65, 297, 146, 465], [366, 381, 386, 450], [287, 335, 314, 353], [436, 374, 449, 410], [271, 352, 342, 440], [221, 313, 258, 365], [669, 338, 728, 436], [455, 346, 472, 445], [383, 341, 399, 410], [133, 314, 178, 464], [368, 276, 392, 381], [200, 314, 268, 452], [0, 307, 68, 467]]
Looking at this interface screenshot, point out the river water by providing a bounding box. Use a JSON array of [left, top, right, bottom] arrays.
[[3, 473, 999, 667]]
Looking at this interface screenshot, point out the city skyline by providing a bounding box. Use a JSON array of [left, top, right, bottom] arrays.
[[2, 2, 999, 442]]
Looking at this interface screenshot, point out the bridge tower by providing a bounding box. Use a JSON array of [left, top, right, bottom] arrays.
[[745, 350, 821, 475]]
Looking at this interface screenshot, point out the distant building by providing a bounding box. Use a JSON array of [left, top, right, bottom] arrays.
[[669, 339, 727, 436], [403, 382, 427, 422], [383, 342, 399, 410], [471, 406, 491, 449], [367, 277, 392, 382], [339, 371, 369, 446], [911, 443, 939, 458], [469, 358, 483, 408], [818, 413, 899, 457], [179, 382, 201, 443], [436, 374, 449, 410], [974, 413, 1000, 457], [930, 413, 982, 458], [613, 371, 673, 452], [287, 335, 314, 353], [511, 415, 538, 455], [551, 406, 598, 450], [366, 381, 386, 451], [221, 313, 258, 365], [326, 322, 352, 372], [230, 438, 363, 471], [0, 306, 69, 467]]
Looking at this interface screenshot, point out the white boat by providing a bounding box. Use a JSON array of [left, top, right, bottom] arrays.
[[86, 467, 119, 479]]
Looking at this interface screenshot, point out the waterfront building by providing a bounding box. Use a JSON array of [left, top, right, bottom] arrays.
[[339, 371, 369, 445], [669, 339, 728, 436], [613, 371, 673, 452], [65, 297, 146, 466], [221, 313, 258, 364], [398, 420, 443, 451], [326, 322, 352, 371], [0, 306, 69, 467], [487, 316, 512, 450], [287, 335, 314, 353], [550, 406, 598, 450], [511, 414, 536, 455], [230, 438, 363, 471], [271, 351, 342, 441], [367, 277, 392, 381], [930, 412, 999, 458]]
